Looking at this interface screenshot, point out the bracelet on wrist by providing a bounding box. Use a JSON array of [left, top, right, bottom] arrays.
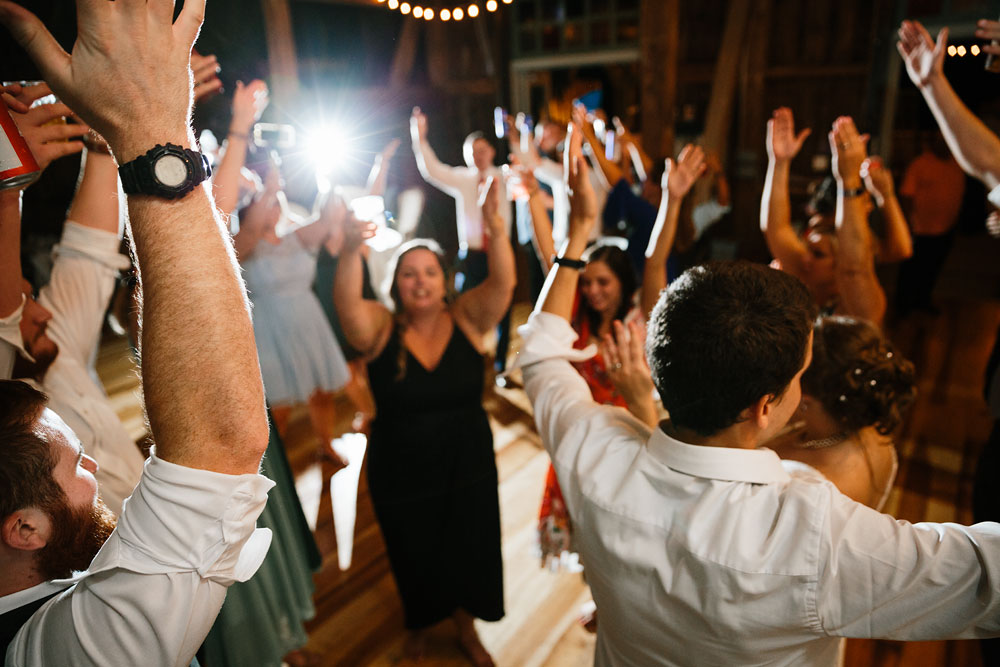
[[552, 255, 586, 270]]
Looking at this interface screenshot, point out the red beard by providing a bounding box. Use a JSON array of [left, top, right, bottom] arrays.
[[36, 497, 117, 581]]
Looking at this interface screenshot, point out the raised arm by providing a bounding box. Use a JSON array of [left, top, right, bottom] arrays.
[[454, 177, 516, 335], [518, 164, 556, 272], [214, 79, 269, 216], [830, 117, 886, 327], [410, 106, 465, 192], [574, 103, 624, 188], [601, 320, 658, 427], [641, 147, 706, 317], [333, 216, 392, 358], [898, 20, 1000, 189], [2, 0, 269, 472], [366, 138, 401, 197], [861, 156, 912, 263], [538, 122, 597, 321], [761, 107, 812, 275], [614, 116, 655, 179], [231, 169, 278, 260]]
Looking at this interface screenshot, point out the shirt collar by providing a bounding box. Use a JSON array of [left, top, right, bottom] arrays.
[[0, 576, 80, 615], [646, 427, 791, 485]]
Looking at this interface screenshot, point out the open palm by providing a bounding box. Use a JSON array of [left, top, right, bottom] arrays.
[[665, 145, 706, 199], [767, 107, 811, 162], [897, 20, 946, 88]]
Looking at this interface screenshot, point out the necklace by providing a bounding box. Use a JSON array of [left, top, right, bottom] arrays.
[[798, 432, 849, 450]]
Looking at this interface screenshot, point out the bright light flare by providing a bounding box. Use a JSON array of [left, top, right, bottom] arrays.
[[307, 125, 351, 175], [441, 8, 451, 20], [468, 3, 479, 17], [388, 0, 398, 7], [453, 7, 464, 19], [413, 5, 423, 17], [400, 2, 411, 13], [424, 7, 434, 19], [486, 0, 497, 10]]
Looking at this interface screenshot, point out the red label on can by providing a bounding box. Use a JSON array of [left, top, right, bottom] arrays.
[[0, 104, 40, 182]]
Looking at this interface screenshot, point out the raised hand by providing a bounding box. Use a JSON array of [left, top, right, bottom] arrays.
[[0, 0, 206, 162], [379, 137, 401, 163], [565, 121, 598, 233], [766, 107, 811, 163], [601, 320, 658, 427], [829, 116, 868, 185], [664, 144, 707, 200], [897, 20, 947, 89], [976, 19, 1000, 55], [230, 79, 269, 134], [191, 50, 223, 104], [10, 101, 88, 169], [987, 210, 1000, 239], [572, 103, 596, 138], [480, 175, 506, 240], [410, 106, 429, 142], [860, 156, 894, 206], [342, 214, 377, 254]]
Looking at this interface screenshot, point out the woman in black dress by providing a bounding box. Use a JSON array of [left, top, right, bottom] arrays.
[[333, 180, 515, 666]]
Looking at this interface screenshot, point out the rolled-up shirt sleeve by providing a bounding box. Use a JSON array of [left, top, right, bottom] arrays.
[[0, 294, 26, 379], [6, 451, 275, 667]]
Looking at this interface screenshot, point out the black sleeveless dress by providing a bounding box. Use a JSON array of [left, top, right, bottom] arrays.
[[366, 321, 505, 629]]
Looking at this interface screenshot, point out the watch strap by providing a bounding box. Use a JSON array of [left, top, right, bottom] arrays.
[[553, 255, 586, 270], [118, 143, 212, 199]]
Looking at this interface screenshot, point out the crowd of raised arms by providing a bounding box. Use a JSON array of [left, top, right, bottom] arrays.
[[1, 3, 1000, 667]]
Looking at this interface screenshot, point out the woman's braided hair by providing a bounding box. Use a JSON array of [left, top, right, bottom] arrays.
[[803, 316, 916, 435]]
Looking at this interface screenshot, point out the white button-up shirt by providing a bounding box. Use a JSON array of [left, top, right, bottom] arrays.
[[411, 136, 511, 252], [2, 450, 273, 667], [10, 222, 144, 516], [517, 311, 1000, 666]]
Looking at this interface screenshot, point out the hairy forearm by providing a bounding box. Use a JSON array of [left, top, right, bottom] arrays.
[[125, 134, 267, 473], [0, 189, 22, 317], [212, 136, 249, 216], [920, 74, 1000, 189], [68, 150, 121, 235]]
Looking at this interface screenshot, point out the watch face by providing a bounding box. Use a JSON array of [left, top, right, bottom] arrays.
[[153, 154, 189, 188]]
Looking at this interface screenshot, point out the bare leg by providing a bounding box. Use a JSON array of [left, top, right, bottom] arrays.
[[452, 609, 495, 667], [307, 389, 348, 470]]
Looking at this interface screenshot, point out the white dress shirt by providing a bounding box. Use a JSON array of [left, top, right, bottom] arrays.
[[13, 222, 144, 517], [0, 294, 24, 379], [2, 450, 274, 667], [411, 136, 511, 252], [516, 311, 1000, 667]]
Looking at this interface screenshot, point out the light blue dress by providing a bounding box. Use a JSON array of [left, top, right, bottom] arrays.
[[243, 232, 350, 405]]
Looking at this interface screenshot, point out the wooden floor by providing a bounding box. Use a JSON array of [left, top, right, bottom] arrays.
[[94, 235, 1000, 666]]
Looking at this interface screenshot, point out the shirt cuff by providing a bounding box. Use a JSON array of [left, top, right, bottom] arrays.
[[54, 221, 131, 273], [511, 311, 597, 370], [87, 449, 275, 585]]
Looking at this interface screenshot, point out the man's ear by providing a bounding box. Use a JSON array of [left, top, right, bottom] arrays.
[[741, 394, 774, 431], [1, 509, 51, 552]]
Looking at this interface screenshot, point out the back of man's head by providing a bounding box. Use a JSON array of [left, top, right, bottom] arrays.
[[646, 261, 817, 437], [0, 380, 64, 521]]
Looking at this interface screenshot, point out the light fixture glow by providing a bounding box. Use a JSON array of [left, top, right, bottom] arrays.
[[972, 44, 981, 56], [413, 5, 423, 17], [957, 45, 967, 56], [400, 2, 410, 14], [441, 8, 451, 20], [947, 45, 957, 56], [424, 7, 434, 19], [453, 7, 464, 19], [468, 3, 479, 17], [486, 0, 497, 10], [502, 0, 512, 3], [388, 0, 398, 7]]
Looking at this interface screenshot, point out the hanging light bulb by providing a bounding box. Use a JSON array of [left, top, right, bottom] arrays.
[[388, 0, 398, 7], [453, 6, 464, 19], [413, 5, 423, 17], [468, 3, 479, 17], [486, 0, 497, 10], [424, 7, 434, 19], [400, 2, 411, 14], [441, 8, 451, 20]]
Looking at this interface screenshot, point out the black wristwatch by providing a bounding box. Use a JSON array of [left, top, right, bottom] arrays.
[[552, 255, 586, 270], [118, 143, 212, 199]]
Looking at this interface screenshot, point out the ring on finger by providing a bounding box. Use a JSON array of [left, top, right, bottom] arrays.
[[613, 362, 622, 370]]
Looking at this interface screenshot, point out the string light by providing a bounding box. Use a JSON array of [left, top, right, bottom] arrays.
[[957, 45, 967, 56], [947, 45, 957, 56], [379, 0, 507, 22], [972, 44, 982, 56]]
